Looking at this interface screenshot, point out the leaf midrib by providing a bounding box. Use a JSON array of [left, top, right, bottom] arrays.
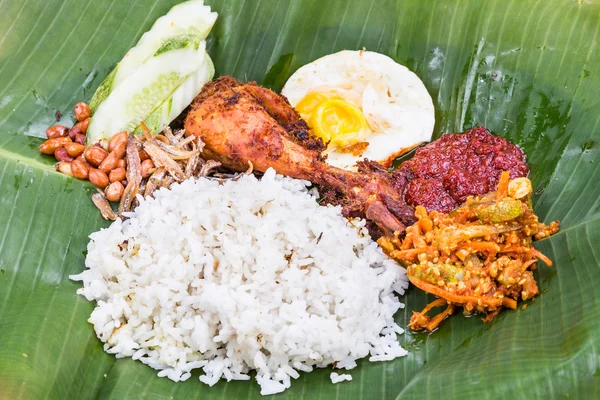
[[0, 145, 59, 174]]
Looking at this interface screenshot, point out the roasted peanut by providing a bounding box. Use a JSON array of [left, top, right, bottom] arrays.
[[75, 133, 86, 145], [105, 181, 124, 202], [139, 149, 150, 161], [64, 142, 86, 158], [80, 117, 90, 134], [71, 158, 89, 180], [108, 131, 128, 152], [76, 155, 92, 171], [112, 143, 126, 159], [109, 167, 126, 183], [74, 102, 91, 122], [39, 138, 64, 154], [99, 150, 120, 174], [141, 159, 155, 178], [56, 161, 73, 176], [84, 146, 108, 167], [46, 125, 69, 139], [508, 178, 532, 199], [89, 168, 109, 188], [116, 159, 127, 169], [54, 147, 74, 162], [68, 121, 83, 140], [75, 155, 91, 167], [108, 132, 128, 155]]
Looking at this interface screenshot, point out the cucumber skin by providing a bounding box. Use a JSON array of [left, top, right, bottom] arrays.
[[89, 68, 117, 113], [154, 34, 202, 56]]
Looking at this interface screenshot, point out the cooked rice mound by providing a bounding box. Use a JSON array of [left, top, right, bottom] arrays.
[[71, 168, 408, 395]]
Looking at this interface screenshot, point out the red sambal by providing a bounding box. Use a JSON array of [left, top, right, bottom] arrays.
[[392, 127, 529, 213]]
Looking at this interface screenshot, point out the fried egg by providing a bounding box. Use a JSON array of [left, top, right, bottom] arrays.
[[282, 50, 434, 170]]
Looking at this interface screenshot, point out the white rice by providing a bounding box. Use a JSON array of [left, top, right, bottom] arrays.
[[330, 372, 353, 383], [71, 168, 408, 395]]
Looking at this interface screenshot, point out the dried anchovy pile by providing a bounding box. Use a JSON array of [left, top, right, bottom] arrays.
[[91, 125, 237, 220]]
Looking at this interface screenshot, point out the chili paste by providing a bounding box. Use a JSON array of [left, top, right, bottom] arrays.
[[392, 127, 528, 213]]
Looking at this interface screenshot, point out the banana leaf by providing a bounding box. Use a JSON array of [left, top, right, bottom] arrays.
[[1, 0, 599, 398]]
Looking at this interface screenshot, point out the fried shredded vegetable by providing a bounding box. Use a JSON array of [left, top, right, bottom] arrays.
[[378, 172, 560, 331]]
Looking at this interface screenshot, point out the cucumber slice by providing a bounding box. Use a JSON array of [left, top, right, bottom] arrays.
[[134, 54, 215, 135], [87, 43, 207, 146], [89, 0, 217, 112], [89, 68, 116, 111], [154, 34, 202, 56]]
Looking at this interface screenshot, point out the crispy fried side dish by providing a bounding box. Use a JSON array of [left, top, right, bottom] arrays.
[[378, 172, 560, 331]]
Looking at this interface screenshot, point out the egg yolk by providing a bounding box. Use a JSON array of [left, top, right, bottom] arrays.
[[296, 92, 367, 148]]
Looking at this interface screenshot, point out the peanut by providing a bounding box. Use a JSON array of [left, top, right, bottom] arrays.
[[105, 181, 124, 202], [89, 168, 109, 189], [508, 177, 532, 199], [68, 121, 83, 140], [84, 146, 108, 167], [141, 159, 155, 178], [109, 167, 126, 183], [139, 149, 150, 161], [80, 117, 90, 134], [54, 147, 73, 162], [108, 132, 128, 155], [46, 125, 69, 139], [116, 159, 127, 169], [39, 138, 64, 155], [56, 161, 73, 176], [74, 102, 91, 122], [71, 158, 89, 180], [75, 133, 86, 145], [64, 142, 86, 158], [75, 155, 91, 167], [99, 150, 120, 174]]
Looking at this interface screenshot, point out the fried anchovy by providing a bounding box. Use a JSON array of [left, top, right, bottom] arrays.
[[173, 128, 186, 141], [162, 176, 175, 189], [90, 124, 218, 219], [185, 145, 200, 179], [162, 126, 178, 145], [144, 142, 185, 181], [199, 159, 222, 177], [245, 160, 254, 175], [118, 136, 142, 215], [155, 140, 197, 160], [154, 134, 170, 145], [175, 135, 196, 149], [144, 167, 166, 198], [92, 192, 117, 220]]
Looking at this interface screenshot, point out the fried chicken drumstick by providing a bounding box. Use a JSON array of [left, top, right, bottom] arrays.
[[184, 77, 414, 236]]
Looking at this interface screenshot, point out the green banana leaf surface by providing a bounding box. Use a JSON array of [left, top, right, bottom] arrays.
[[1, 0, 599, 398]]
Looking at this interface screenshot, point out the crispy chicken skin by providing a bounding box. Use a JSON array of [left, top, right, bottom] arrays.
[[185, 77, 415, 236]]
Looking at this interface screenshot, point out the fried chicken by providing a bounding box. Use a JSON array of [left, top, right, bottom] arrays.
[[184, 77, 415, 237]]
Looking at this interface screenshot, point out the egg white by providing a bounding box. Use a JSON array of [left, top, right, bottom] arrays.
[[282, 50, 435, 170]]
